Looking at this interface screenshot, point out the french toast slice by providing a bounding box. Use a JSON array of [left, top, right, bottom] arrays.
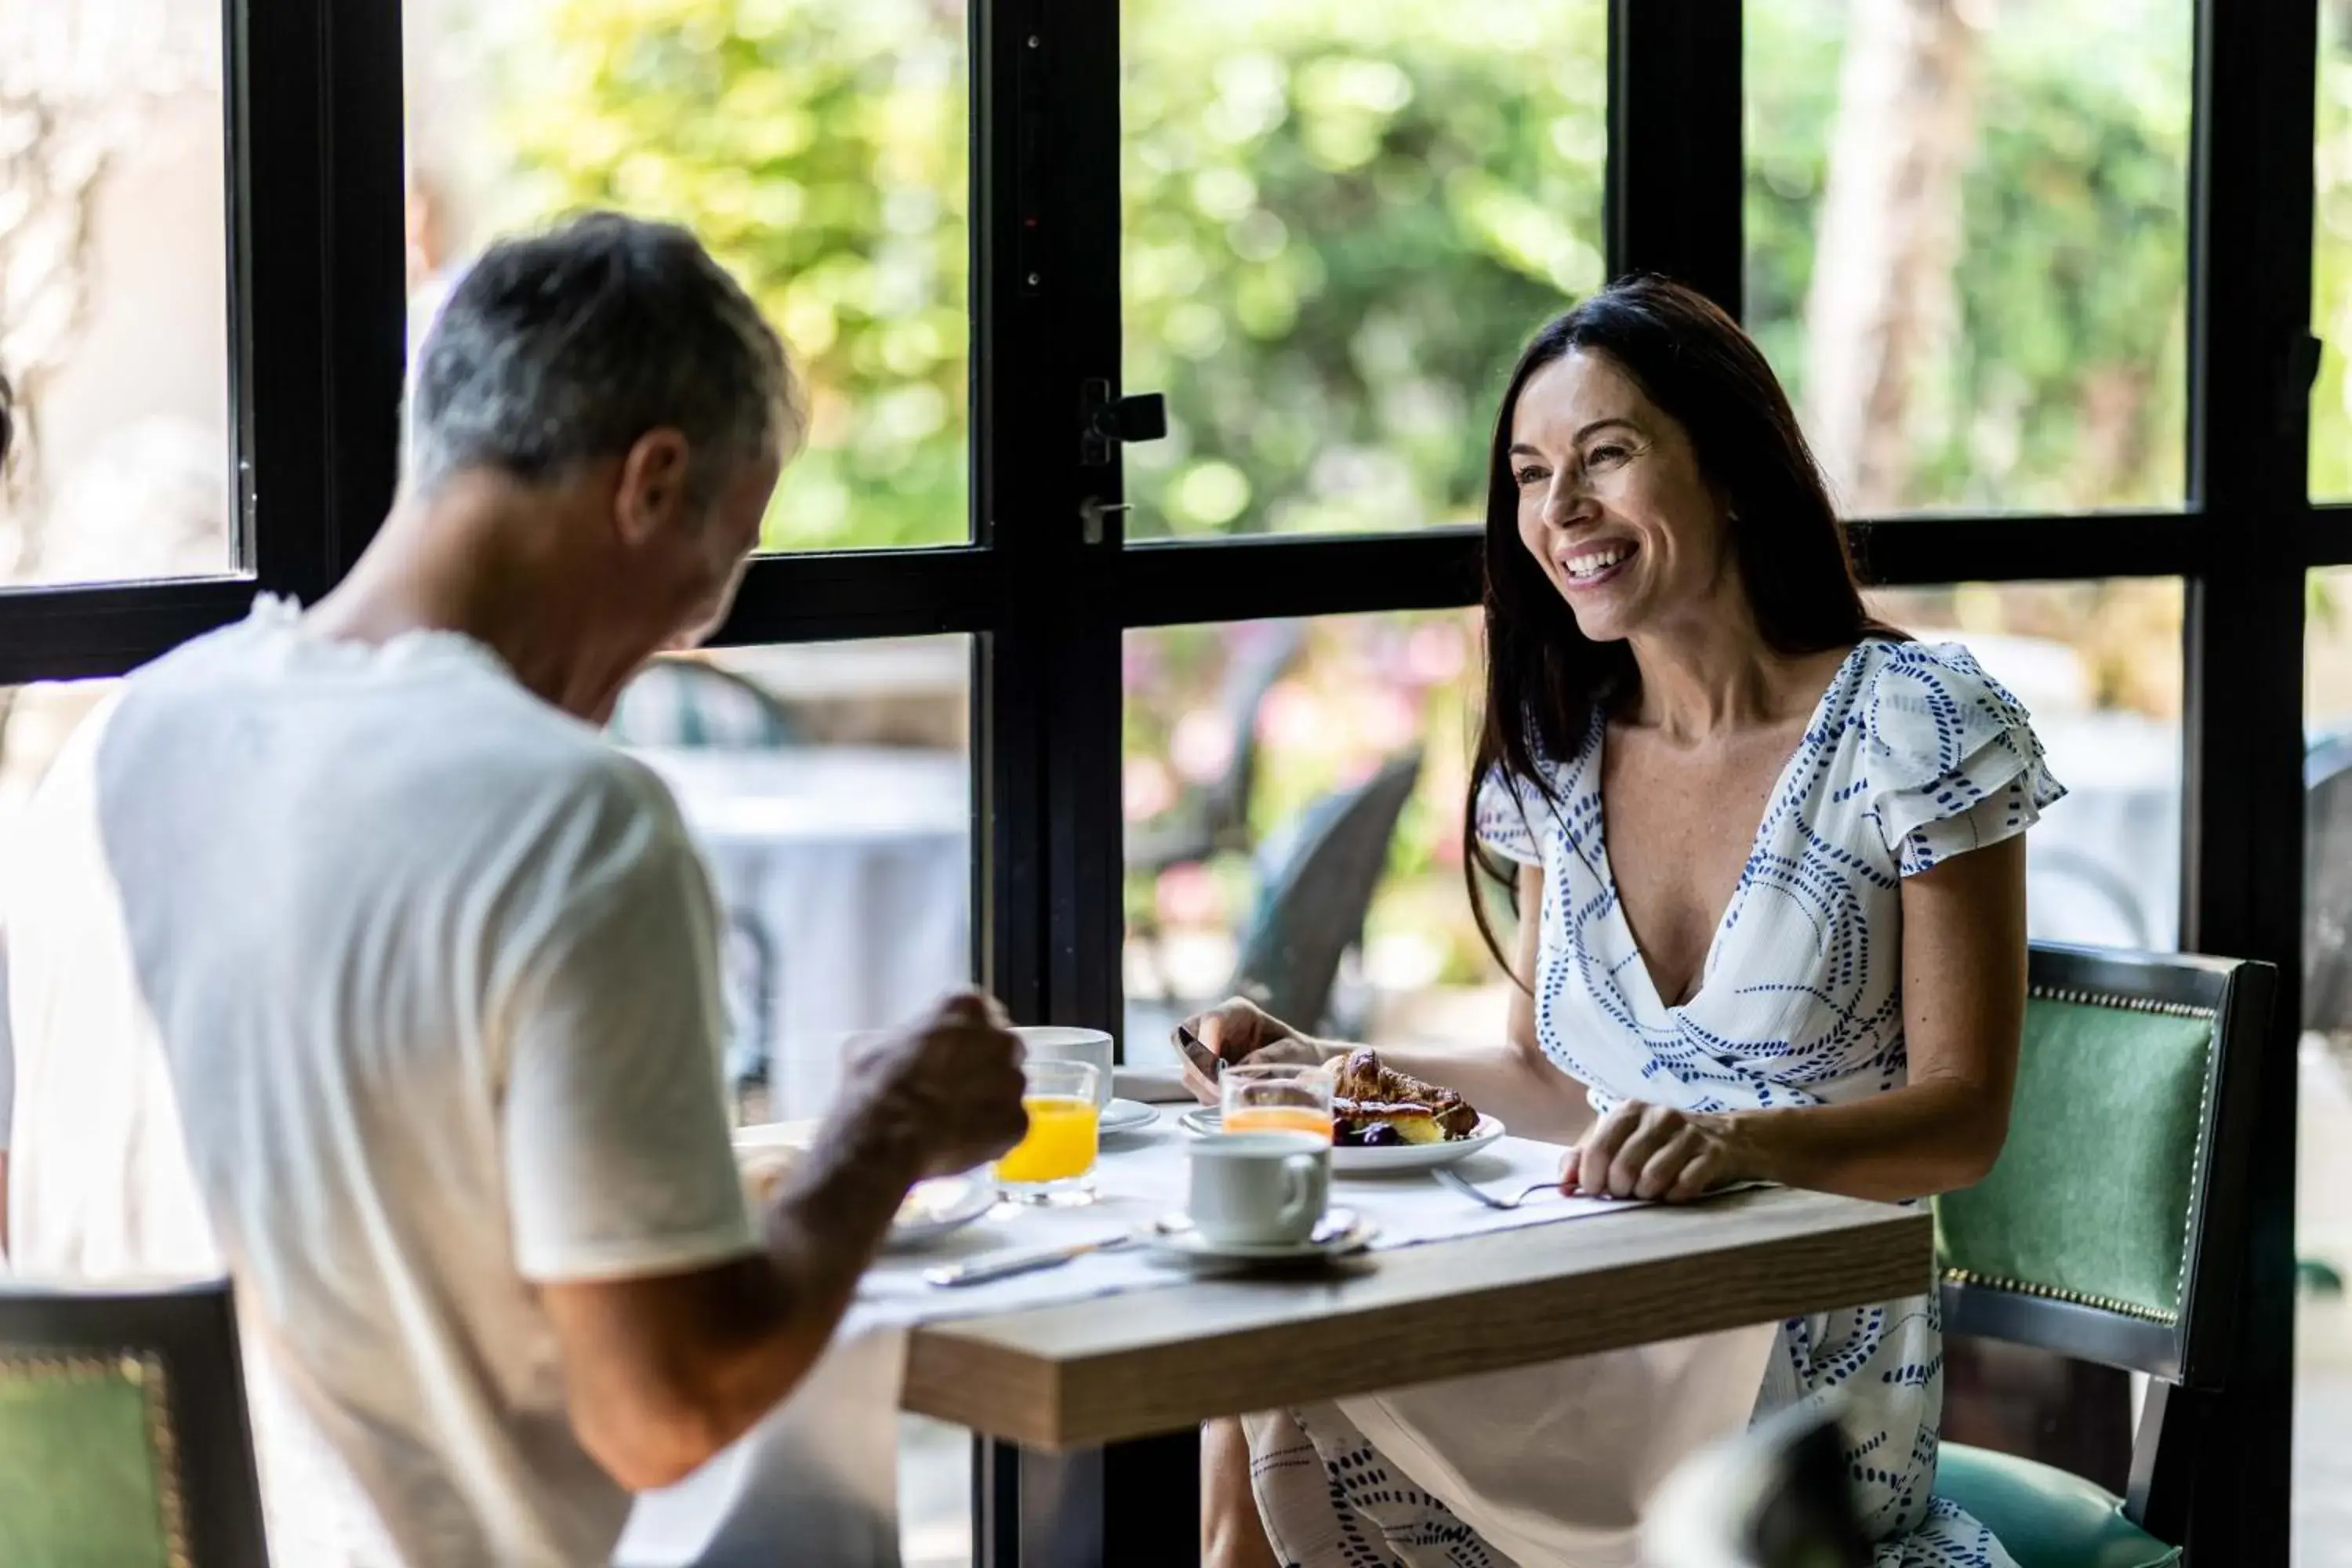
[[1328, 1048, 1481, 1142]]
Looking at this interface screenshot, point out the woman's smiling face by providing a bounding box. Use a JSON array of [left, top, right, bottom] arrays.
[[1509, 347, 1736, 645]]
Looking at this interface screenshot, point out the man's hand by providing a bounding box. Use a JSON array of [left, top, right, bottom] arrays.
[[544, 994, 1026, 1495], [836, 990, 1029, 1178]]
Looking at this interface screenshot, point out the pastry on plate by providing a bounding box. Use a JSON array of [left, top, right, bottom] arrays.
[[1327, 1048, 1481, 1147]]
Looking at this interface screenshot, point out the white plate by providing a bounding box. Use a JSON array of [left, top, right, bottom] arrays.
[[884, 1176, 996, 1250], [1178, 1109, 1507, 1173], [1142, 1207, 1377, 1263], [732, 1130, 996, 1250], [1098, 1098, 1161, 1139]]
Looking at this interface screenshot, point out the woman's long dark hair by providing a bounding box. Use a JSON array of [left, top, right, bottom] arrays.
[[1464, 274, 1899, 978]]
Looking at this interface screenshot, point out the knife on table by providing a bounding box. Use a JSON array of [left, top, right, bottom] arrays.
[[924, 1233, 1136, 1288]]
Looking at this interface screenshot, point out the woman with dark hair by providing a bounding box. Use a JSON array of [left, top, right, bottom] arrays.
[[1181, 277, 2044, 1566]]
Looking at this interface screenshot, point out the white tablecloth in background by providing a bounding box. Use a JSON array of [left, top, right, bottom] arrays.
[[2020, 711, 2181, 951], [630, 747, 971, 1120]]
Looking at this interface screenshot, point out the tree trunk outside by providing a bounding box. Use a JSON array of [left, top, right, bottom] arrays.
[[1799, 0, 1985, 516]]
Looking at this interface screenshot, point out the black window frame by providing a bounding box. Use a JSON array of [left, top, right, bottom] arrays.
[[1, 0, 2311, 1559]]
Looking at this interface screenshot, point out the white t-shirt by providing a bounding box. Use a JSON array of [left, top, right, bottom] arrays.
[[2, 597, 759, 1566]]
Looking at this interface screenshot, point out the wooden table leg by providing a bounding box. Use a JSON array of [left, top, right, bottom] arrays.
[[974, 1430, 1200, 1568]]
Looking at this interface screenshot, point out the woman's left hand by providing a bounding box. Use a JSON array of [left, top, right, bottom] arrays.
[[1560, 1100, 1749, 1201]]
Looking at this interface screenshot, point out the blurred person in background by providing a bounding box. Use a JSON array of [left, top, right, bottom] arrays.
[[0, 213, 1029, 1567], [1183, 278, 2048, 1568]]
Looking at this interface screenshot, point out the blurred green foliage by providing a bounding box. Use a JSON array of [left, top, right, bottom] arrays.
[[1747, 0, 2190, 514], [490, 0, 1606, 550], [1119, 0, 1606, 537], [495, 0, 2194, 544], [2314, 1, 2352, 499], [499, 0, 969, 550], [483, 0, 2205, 986]]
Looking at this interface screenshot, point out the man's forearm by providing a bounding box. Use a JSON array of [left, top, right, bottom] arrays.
[[761, 1116, 927, 1321], [622, 1120, 927, 1483]]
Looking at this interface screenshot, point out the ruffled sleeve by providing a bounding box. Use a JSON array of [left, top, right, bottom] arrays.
[[1861, 641, 2067, 877], [1472, 764, 1548, 868]]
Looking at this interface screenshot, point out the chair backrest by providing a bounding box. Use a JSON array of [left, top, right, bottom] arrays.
[[1228, 750, 1423, 1032], [608, 657, 798, 750], [1200, 619, 1306, 848], [0, 1279, 267, 1568], [1933, 942, 2274, 1389]]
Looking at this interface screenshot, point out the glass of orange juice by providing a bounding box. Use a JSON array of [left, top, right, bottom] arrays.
[[994, 1059, 1102, 1204], [1221, 1062, 1334, 1142]]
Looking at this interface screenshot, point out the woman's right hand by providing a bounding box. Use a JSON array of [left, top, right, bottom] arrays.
[[1174, 998, 1328, 1104]]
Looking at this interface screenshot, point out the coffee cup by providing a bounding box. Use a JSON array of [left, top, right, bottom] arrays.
[[1186, 1131, 1330, 1246], [1014, 1026, 1116, 1109]]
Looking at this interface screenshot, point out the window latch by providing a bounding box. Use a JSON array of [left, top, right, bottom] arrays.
[[1079, 378, 1167, 467], [1079, 496, 1132, 546]]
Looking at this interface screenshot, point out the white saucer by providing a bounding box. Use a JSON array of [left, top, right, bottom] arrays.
[[1142, 1207, 1377, 1263], [1098, 1098, 1160, 1139], [1178, 1109, 1507, 1173], [883, 1176, 997, 1250]]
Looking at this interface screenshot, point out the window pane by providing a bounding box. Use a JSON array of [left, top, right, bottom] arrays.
[[611, 637, 972, 1124], [2315, 3, 2352, 500], [2305, 568, 2352, 1559], [608, 636, 971, 1567], [402, 0, 967, 550], [1122, 611, 1502, 1063], [1746, 2, 2190, 515], [0, 677, 119, 846], [1864, 581, 2183, 949], [1120, 2, 1606, 539], [0, 6, 233, 585], [1121, 592, 2180, 1069]]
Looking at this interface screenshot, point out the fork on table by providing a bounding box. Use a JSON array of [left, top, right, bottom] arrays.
[[1432, 1167, 1563, 1210]]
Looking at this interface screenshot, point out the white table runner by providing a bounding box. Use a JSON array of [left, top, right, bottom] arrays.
[[853, 1111, 1637, 1322], [617, 1111, 1643, 1567]]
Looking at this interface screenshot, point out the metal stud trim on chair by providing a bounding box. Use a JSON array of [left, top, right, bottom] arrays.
[[2024, 986, 2215, 1022], [1937, 1268, 2180, 1327]]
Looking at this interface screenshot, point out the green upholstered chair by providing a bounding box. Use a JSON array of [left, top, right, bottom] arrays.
[[0, 1279, 268, 1567], [1931, 942, 2276, 1568]]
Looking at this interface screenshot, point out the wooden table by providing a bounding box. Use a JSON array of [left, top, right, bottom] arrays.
[[902, 1185, 1932, 1566]]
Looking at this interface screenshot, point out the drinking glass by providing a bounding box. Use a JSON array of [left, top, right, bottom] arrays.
[[1220, 1061, 1335, 1143], [993, 1059, 1102, 1203], [1013, 1025, 1115, 1108]]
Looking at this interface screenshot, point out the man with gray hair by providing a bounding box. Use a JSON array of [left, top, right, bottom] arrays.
[[2, 212, 1027, 1566]]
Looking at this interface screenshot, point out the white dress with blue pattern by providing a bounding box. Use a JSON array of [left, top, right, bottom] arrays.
[[1246, 640, 2058, 1568]]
